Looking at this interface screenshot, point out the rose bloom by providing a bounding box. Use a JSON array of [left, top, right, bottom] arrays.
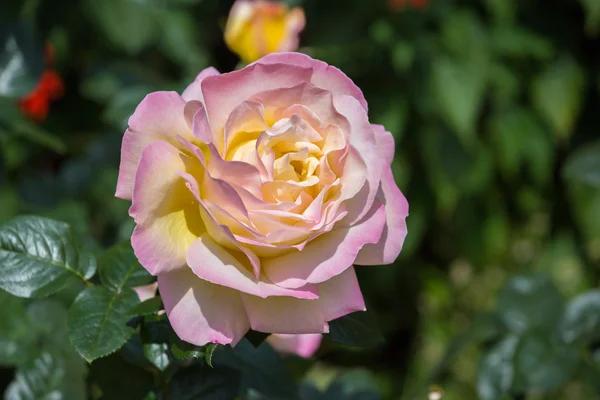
[[116, 52, 408, 346], [224, 0, 305, 63]]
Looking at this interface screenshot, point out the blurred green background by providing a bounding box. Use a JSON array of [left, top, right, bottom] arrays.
[[2, 0, 600, 399]]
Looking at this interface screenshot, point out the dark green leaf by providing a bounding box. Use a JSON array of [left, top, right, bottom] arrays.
[[563, 140, 600, 188], [497, 273, 564, 334], [560, 289, 600, 344], [513, 334, 579, 391], [143, 343, 171, 371], [68, 286, 139, 362], [205, 343, 217, 368], [130, 296, 162, 316], [169, 364, 241, 400], [432, 57, 487, 145], [88, 353, 155, 400], [532, 56, 585, 141], [214, 339, 298, 399], [246, 330, 270, 348], [0, 289, 37, 365], [99, 241, 153, 293], [0, 23, 44, 98], [4, 352, 84, 400], [170, 340, 205, 361], [477, 336, 519, 400], [328, 311, 384, 348], [0, 216, 96, 298], [84, 0, 159, 54]]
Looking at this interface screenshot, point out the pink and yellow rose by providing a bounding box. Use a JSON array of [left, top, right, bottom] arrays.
[[116, 52, 408, 347], [224, 0, 305, 63]]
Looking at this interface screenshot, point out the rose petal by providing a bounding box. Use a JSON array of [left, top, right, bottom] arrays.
[[130, 141, 204, 275], [262, 201, 386, 288], [372, 124, 395, 165], [182, 67, 220, 102], [354, 167, 409, 265], [159, 267, 249, 346], [187, 233, 319, 299], [241, 293, 327, 334], [116, 92, 193, 200], [334, 95, 382, 225], [133, 282, 158, 303], [201, 62, 313, 152], [255, 52, 368, 112], [317, 266, 366, 321], [267, 333, 322, 358]]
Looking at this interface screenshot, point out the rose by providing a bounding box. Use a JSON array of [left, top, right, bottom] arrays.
[[116, 52, 409, 347], [224, 0, 305, 63]]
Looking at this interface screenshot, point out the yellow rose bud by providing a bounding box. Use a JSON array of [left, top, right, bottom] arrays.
[[224, 0, 306, 64]]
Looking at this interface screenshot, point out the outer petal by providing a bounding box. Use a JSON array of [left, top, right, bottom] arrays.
[[334, 95, 382, 225], [116, 92, 192, 200], [187, 233, 318, 299], [317, 266, 366, 321], [181, 67, 220, 102], [255, 52, 368, 111], [354, 167, 408, 265], [267, 333, 322, 358], [130, 141, 204, 275], [262, 202, 386, 289], [159, 267, 249, 346], [201, 62, 313, 151], [241, 293, 327, 334], [372, 124, 395, 165]]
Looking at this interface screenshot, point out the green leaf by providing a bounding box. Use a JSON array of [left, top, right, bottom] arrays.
[[0, 289, 37, 365], [532, 56, 585, 142], [563, 140, 600, 188], [246, 330, 270, 348], [328, 311, 384, 348], [497, 273, 564, 335], [68, 286, 139, 362], [489, 108, 554, 185], [88, 353, 155, 400], [130, 296, 162, 316], [560, 289, 600, 344], [170, 340, 205, 361], [513, 334, 579, 392], [214, 339, 298, 399], [84, 0, 159, 54], [432, 57, 487, 146], [168, 365, 241, 400], [99, 241, 153, 293], [5, 352, 84, 400], [143, 343, 171, 371], [477, 336, 519, 400], [0, 216, 96, 298], [491, 27, 553, 60], [0, 23, 44, 98], [205, 343, 217, 368]]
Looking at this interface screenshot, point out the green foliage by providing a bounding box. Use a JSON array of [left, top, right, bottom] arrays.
[[98, 241, 153, 292], [531, 56, 585, 142], [563, 139, 600, 188], [0, 216, 96, 298], [0, 23, 43, 98], [327, 311, 385, 348], [67, 286, 139, 362]]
